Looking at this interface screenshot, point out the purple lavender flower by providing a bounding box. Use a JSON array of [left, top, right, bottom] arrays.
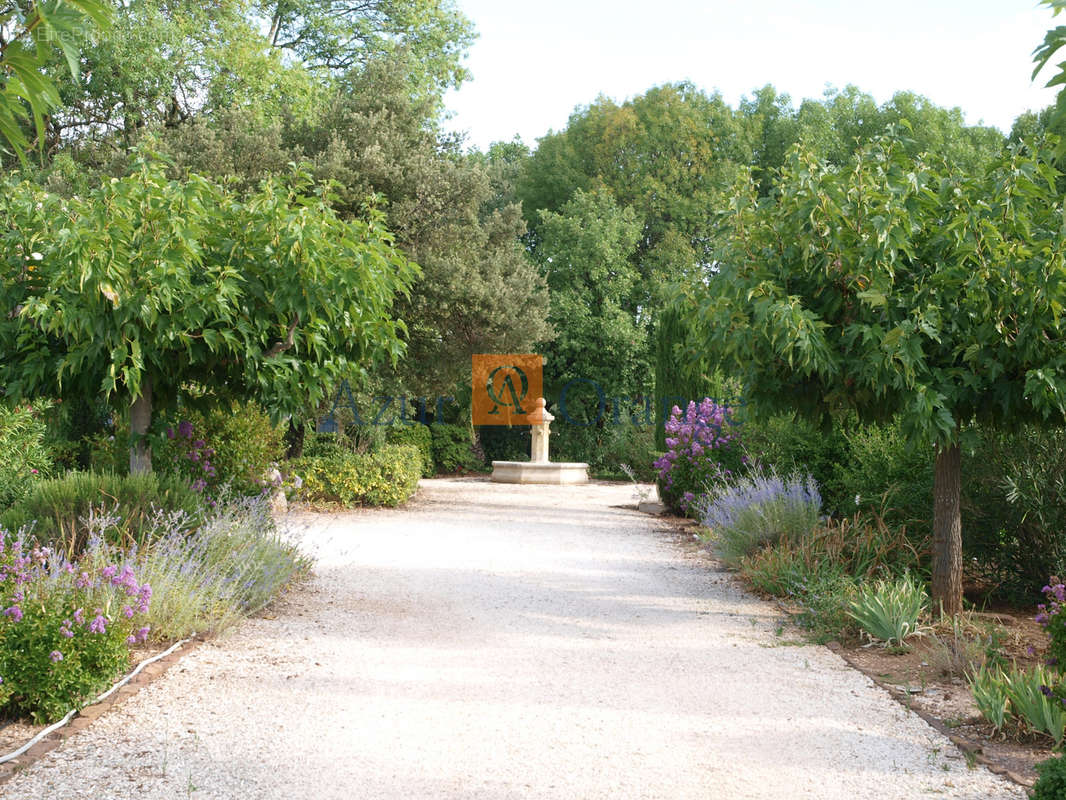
[[4, 606, 22, 622], [73, 607, 84, 625], [49, 650, 63, 663], [89, 614, 107, 634], [178, 421, 194, 439]]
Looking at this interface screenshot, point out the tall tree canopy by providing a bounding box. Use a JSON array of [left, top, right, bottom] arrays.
[[0, 157, 417, 472], [0, 0, 110, 159], [533, 189, 647, 414], [680, 134, 1066, 615], [26, 0, 473, 161]]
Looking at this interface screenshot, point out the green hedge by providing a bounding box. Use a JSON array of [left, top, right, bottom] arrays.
[[386, 424, 435, 477], [290, 444, 421, 508], [430, 423, 477, 473], [0, 471, 203, 553]]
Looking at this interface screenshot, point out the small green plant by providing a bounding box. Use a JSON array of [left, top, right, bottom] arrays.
[[793, 572, 859, 643], [846, 572, 927, 646], [430, 423, 477, 474], [970, 663, 1066, 745], [970, 664, 1010, 732], [1033, 755, 1066, 800], [926, 618, 997, 680], [1003, 664, 1066, 746]]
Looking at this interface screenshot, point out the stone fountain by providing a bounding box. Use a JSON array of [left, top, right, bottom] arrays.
[[490, 398, 589, 485]]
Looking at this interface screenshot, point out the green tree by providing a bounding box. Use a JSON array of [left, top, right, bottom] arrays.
[[0, 157, 416, 473], [520, 83, 745, 295], [0, 0, 109, 160], [681, 135, 1066, 615], [534, 189, 647, 416], [27, 0, 473, 162]]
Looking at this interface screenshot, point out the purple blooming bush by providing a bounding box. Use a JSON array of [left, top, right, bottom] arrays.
[[654, 400, 745, 516], [0, 517, 150, 723], [158, 419, 220, 496], [700, 468, 822, 567], [1037, 580, 1066, 713], [158, 403, 284, 497]]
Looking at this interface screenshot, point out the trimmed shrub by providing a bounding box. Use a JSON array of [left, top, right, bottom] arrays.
[[0, 401, 54, 510], [386, 424, 434, 477], [477, 425, 529, 464], [291, 444, 421, 507], [655, 399, 745, 516], [0, 471, 202, 554], [430, 423, 477, 473]]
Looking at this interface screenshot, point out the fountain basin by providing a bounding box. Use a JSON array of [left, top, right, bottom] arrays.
[[490, 461, 589, 485]]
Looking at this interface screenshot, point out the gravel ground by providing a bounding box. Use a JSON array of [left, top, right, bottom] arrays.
[[2, 478, 1025, 800]]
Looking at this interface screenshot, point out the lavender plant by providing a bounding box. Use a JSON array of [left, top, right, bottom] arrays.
[[699, 468, 822, 566], [135, 494, 310, 640], [0, 512, 151, 723], [654, 399, 744, 516]]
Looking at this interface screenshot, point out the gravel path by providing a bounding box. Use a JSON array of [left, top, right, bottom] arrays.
[[2, 478, 1024, 799]]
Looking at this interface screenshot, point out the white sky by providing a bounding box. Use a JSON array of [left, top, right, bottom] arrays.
[[443, 0, 1062, 151]]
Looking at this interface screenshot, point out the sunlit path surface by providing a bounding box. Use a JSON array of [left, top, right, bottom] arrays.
[[2, 479, 1023, 800]]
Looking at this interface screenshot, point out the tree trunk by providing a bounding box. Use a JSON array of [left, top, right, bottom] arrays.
[[285, 419, 305, 460], [932, 441, 963, 617], [129, 376, 153, 475]]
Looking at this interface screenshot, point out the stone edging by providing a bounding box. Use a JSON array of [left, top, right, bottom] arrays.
[[0, 638, 203, 787], [832, 645, 1036, 790]]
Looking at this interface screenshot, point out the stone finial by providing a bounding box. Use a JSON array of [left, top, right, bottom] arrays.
[[528, 396, 554, 425], [529, 398, 554, 463]]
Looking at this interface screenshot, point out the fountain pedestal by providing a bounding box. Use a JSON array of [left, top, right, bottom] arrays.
[[490, 398, 589, 485]]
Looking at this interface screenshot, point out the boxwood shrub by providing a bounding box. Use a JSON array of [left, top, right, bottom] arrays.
[[291, 444, 421, 508]]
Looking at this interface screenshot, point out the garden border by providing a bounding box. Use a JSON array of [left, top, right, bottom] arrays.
[[0, 637, 202, 786]]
